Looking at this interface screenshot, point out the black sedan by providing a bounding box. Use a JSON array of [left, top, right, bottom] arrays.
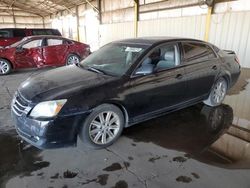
[[11, 37, 241, 149]]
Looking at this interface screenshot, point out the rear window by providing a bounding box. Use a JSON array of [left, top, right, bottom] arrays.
[[47, 39, 63, 46], [182, 42, 216, 62], [32, 29, 61, 36], [32, 29, 53, 35], [13, 30, 26, 37], [0, 30, 11, 38]]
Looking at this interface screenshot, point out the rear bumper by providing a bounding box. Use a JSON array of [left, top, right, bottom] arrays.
[[12, 111, 84, 149]]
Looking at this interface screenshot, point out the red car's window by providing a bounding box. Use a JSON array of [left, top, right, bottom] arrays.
[[22, 39, 43, 49], [47, 39, 63, 46]]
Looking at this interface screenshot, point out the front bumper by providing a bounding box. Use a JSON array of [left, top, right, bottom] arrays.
[[12, 110, 83, 149]]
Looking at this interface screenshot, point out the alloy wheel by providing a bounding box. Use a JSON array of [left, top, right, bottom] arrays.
[[212, 80, 227, 104], [0, 60, 10, 74], [89, 111, 121, 145], [67, 55, 80, 65]]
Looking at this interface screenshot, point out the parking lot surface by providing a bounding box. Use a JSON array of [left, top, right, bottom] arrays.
[[0, 68, 250, 188]]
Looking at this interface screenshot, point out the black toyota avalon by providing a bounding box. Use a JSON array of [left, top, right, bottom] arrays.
[[11, 37, 241, 149]]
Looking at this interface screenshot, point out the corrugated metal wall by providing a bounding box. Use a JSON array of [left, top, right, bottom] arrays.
[[209, 12, 250, 68], [99, 11, 250, 68], [0, 11, 44, 28], [138, 15, 206, 39], [99, 22, 134, 45]]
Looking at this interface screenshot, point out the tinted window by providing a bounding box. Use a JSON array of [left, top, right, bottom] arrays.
[[212, 45, 220, 53], [183, 42, 216, 62], [13, 30, 26, 37], [0, 30, 11, 38], [64, 40, 73, 44], [32, 29, 53, 35], [52, 30, 61, 36], [22, 39, 42, 49], [47, 39, 63, 46]]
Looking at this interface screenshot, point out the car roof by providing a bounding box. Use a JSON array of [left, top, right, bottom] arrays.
[[22, 35, 69, 40], [0, 28, 58, 30], [114, 37, 206, 45]]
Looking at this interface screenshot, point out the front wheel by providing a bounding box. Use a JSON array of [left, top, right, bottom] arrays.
[[0, 58, 12, 75], [203, 77, 227, 107], [79, 104, 124, 149]]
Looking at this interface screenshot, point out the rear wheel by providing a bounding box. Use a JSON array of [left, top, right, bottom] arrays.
[[66, 54, 80, 65], [203, 77, 227, 107], [79, 104, 124, 149], [0, 58, 11, 75]]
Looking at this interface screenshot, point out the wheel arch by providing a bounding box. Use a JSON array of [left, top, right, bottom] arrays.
[[0, 57, 14, 69], [98, 101, 130, 128], [222, 74, 231, 89], [67, 52, 81, 59]]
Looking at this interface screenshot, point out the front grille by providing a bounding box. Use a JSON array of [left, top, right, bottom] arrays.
[[12, 92, 29, 116]]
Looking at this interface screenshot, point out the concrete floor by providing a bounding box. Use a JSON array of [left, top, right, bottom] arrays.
[[0, 68, 250, 188]]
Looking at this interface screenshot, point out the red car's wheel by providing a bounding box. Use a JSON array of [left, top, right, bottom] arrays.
[[66, 54, 80, 66], [0, 58, 12, 75]]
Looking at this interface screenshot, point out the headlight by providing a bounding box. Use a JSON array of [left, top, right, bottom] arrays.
[[30, 99, 67, 118]]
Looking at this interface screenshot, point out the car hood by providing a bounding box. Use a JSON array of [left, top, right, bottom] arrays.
[[0, 46, 14, 53], [18, 65, 117, 102]]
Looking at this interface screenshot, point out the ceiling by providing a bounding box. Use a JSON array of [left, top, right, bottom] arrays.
[[0, 0, 88, 17]]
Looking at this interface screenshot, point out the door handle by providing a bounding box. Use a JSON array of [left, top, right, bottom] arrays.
[[212, 65, 217, 70], [176, 74, 183, 79]]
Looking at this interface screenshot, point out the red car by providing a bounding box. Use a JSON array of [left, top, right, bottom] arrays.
[[0, 35, 90, 75]]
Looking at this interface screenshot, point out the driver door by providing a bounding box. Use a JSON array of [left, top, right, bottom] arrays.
[[14, 39, 44, 68], [127, 42, 188, 120]]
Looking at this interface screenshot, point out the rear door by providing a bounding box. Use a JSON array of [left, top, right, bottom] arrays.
[[181, 42, 220, 100], [43, 38, 69, 66], [14, 38, 44, 68]]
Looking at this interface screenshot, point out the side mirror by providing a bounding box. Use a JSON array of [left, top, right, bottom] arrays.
[[16, 46, 24, 52], [135, 65, 153, 75]]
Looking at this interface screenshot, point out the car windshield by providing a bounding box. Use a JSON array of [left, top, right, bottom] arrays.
[[8, 38, 27, 48], [80, 42, 149, 76]]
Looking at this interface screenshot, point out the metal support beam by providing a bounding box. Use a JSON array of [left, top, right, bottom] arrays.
[[76, 5, 80, 42], [97, 0, 102, 24], [85, 0, 99, 13], [134, 0, 139, 38], [204, 6, 212, 41], [12, 7, 16, 28], [42, 17, 45, 28]]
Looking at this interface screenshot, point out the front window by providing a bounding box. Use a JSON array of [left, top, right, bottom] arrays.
[[80, 43, 149, 76], [135, 43, 180, 75], [22, 39, 43, 49]]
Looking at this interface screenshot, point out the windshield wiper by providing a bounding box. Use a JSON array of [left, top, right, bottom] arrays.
[[86, 66, 106, 75]]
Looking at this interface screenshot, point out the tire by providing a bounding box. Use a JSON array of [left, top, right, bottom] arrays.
[[203, 77, 227, 107], [201, 105, 224, 133], [66, 54, 80, 66], [0, 58, 12, 75], [79, 104, 124, 149]]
